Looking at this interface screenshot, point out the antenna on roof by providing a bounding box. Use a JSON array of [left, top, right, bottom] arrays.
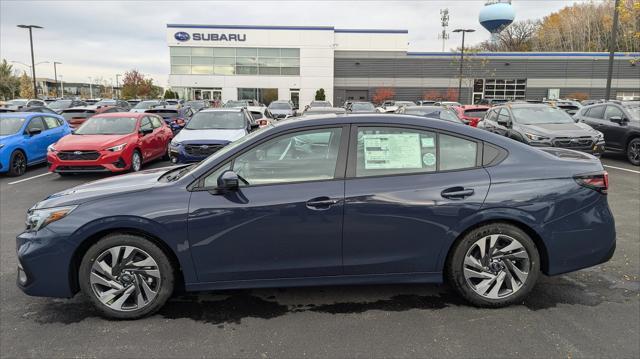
[[438, 9, 450, 52]]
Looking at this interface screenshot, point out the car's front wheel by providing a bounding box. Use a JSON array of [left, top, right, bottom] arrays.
[[627, 138, 640, 166], [79, 234, 175, 319], [130, 150, 142, 172], [446, 223, 540, 307], [8, 150, 27, 177]]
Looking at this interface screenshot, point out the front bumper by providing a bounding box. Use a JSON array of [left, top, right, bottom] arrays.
[[530, 139, 605, 156], [48, 150, 130, 173], [169, 141, 229, 164], [17, 227, 77, 298]]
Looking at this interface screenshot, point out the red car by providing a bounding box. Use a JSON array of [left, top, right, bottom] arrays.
[[453, 105, 490, 127], [47, 112, 172, 174]]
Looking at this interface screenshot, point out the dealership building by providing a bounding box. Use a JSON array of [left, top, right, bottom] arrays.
[[166, 24, 640, 106]]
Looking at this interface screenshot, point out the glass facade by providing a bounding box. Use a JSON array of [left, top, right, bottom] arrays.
[[170, 47, 300, 76], [482, 79, 527, 100]]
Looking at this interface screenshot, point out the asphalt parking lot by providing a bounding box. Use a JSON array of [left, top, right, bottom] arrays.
[[0, 154, 638, 358]]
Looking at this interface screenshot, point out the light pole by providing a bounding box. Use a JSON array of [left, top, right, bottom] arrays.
[[59, 75, 64, 97], [17, 25, 43, 98], [88, 76, 93, 99], [115, 74, 121, 99], [11, 60, 49, 71], [604, 0, 620, 101], [53, 62, 62, 98], [453, 28, 475, 104]]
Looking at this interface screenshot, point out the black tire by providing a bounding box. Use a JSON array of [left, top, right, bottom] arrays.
[[57, 172, 74, 177], [446, 223, 540, 307], [130, 150, 142, 172], [627, 138, 640, 166], [78, 234, 175, 320], [8, 150, 27, 177], [162, 142, 171, 161]]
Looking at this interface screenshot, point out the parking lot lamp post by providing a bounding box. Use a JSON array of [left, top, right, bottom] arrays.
[[53, 62, 62, 98], [88, 76, 93, 98], [452, 29, 475, 104], [59, 75, 64, 97], [17, 25, 43, 98]]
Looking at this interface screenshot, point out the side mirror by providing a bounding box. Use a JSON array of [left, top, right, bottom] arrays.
[[28, 128, 42, 136], [217, 170, 239, 191], [140, 128, 153, 135], [609, 116, 624, 124]]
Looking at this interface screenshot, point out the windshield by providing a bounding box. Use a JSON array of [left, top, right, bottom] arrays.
[[0, 117, 26, 135], [96, 100, 116, 106], [351, 103, 375, 111], [464, 109, 488, 118], [48, 100, 71, 109], [133, 101, 158, 109], [512, 107, 575, 125], [627, 108, 640, 120], [75, 117, 137, 135], [405, 108, 461, 123], [224, 101, 247, 108], [186, 101, 206, 109], [269, 102, 292, 110], [185, 111, 245, 130], [8, 100, 27, 106]]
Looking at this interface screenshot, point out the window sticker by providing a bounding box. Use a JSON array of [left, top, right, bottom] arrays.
[[421, 137, 435, 148], [423, 153, 436, 166], [363, 133, 422, 169]]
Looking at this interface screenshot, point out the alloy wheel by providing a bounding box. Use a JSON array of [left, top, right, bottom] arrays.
[[628, 140, 640, 164], [131, 152, 142, 171], [89, 245, 161, 312], [12, 152, 26, 175], [463, 234, 530, 299]]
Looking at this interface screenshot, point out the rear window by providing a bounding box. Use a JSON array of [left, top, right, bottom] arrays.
[[62, 110, 95, 121], [147, 110, 179, 119], [464, 109, 487, 118]]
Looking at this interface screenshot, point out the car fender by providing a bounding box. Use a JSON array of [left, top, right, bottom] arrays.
[[435, 206, 544, 272], [67, 214, 198, 285]]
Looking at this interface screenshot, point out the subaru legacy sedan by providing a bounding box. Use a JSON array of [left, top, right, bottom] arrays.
[[17, 114, 615, 319]]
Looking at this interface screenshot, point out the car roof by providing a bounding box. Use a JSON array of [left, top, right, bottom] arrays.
[[0, 112, 38, 118], [200, 108, 243, 113]]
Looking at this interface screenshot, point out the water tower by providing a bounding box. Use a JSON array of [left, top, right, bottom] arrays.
[[479, 0, 516, 43]]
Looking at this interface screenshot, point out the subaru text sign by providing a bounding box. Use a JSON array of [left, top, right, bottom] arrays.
[[174, 32, 246, 42]]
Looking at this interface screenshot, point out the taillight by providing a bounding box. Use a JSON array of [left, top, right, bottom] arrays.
[[175, 118, 185, 125], [258, 119, 267, 126], [574, 171, 608, 194]]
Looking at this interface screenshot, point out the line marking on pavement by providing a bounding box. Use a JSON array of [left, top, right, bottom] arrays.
[[7, 172, 52, 185], [603, 165, 640, 174]]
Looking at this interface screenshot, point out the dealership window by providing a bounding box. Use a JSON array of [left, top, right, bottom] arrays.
[[238, 88, 278, 105], [169, 47, 300, 76], [616, 91, 639, 101], [481, 79, 526, 100]]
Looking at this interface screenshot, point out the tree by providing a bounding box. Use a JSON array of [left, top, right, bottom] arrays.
[[19, 72, 34, 98], [121, 70, 152, 99], [566, 92, 590, 101], [443, 88, 459, 101], [372, 87, 395, 104], [473, 20, 540, 51], [315, 88, 326, 101], [0, 59, 20, 100], [164, 89, 179, 99], [422, 90, 442, 101]]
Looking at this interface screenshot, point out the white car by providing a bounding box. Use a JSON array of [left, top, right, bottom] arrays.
[[247, 106, 274, 128]]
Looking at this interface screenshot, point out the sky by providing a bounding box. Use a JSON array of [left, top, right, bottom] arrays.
[[0, 0, 594, 88]]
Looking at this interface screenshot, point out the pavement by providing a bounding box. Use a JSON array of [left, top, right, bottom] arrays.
[[0, 154, 638, 358]]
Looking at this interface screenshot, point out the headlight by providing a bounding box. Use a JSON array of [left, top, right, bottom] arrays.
[[595, 131, 604, 139], [0, 143, 5, 150], [47, 144, 56, 152], [105, 143, 127, 152], [524, 133, 550, 141], [25, 205, 77, 232], [170, 140, 180, 147]]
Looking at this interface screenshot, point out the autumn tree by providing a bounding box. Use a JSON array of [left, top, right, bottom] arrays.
[[19, 72, 34, 98], [372, 87, 395, 104], [422, 90, 442, 101], [443, 88, 459, 102], [121, 70, 152, 99], [566, 92, 590, 101], [474, 20, 540, 52], [315, 88, 326, 101], [0, 59, 20, 100]]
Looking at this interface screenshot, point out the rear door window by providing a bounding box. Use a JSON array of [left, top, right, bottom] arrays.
[[26, 117, 45, 132], [43, 116, 61, 129], [604, 105, 624, 120], [150, 116, 163, 128], [586, 105, 605, 119]]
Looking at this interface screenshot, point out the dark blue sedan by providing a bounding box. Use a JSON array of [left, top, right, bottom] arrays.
[[16, 114, 615, 319]]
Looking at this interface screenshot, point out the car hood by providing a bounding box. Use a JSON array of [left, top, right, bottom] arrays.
[[518, 122, 597, 137], [54, 133, 133, 150], [33, 167, 171, 209], [173, 128, 246, 143], [0, 133, 19, 143]]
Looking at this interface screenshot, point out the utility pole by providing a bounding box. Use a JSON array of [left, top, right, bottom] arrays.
[[88, 76, 93, 99], [115, 74, 121, 99], [53, 62, 62, 98], [17, 25, 43, 98], [453, 29, 475, 104], [438, 9, 450, 52], [604, 0, 620, 101]]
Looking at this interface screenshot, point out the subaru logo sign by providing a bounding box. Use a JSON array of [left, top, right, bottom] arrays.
[[174, 32, 190, 42], [73, 151, 82, 155], [200, 145, 209, 149]]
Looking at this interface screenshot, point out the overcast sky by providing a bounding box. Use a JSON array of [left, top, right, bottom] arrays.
[[1, 0, 592, 87]]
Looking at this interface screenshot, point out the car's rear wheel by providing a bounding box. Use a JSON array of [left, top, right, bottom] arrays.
[[79, 234, 174, 319], [446, 223, 540, 307], [130, 150, 142, 172], [627, 138, 640, 166], [8, 150, 27, 177]]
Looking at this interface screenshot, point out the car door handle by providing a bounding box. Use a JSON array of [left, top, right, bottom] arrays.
[[441, 187, 475, 199], [306, 196, 341, 210]]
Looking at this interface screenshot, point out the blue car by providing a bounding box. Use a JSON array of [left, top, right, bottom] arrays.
[[1, 112, 71, 176], [16, 114, 615, 319]]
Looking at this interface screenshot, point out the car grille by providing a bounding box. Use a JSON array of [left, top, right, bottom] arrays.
[[56, 165, 106, 171], [57, 151, 100, 160], [553, 137, 594, 149], [184, 144, 224, 157]]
